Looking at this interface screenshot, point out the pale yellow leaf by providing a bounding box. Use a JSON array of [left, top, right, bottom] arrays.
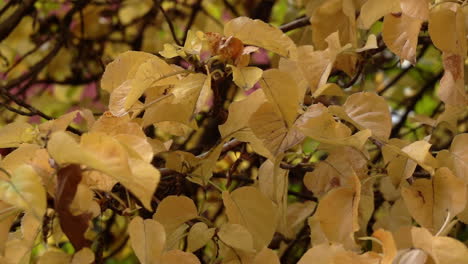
[[153, 195, 198, 236], [313, 183, 360, 249], [224, 17, 297, 59], [411, 227, 468, 264], [438, 52, 468, 106], [71, 248, 94, 264], [69, 183, 100, 218], [383, 13, 422, 64], [313, 83, 346, 98], [48, 131, 159, 210], [260, 69, 300, 126], [229, 65, 263, 90], [248, 102, 303, 157], [253, 247, 280, 264], [222, 186, 278, 251], [0, 165, 46, 221], [297, 46, 330, 93], [187, 222, 215, 252], [372, 229, 397, 264], [161, 250, 201, 264], [101, 51, 155, 93], [219, 89, 266, 138], [436, 133, 468, 183], [0, 122, 36, 148], [330, 92, 392, 141], [401, 167, 466, 232], [355, 34, 378, 52], [400, 0, 429, 21], [125, 56, 179, 110], [429, 3, 466, 54], [357, 0, 401, 29], [0, 201, 19, 254], [217, 223, 255, 252], [129, 217, 166, 264]]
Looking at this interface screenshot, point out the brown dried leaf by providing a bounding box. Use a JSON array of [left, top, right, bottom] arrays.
[[55, 164, 92, 251]]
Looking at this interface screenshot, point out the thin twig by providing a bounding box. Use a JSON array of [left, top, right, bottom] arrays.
[[279, 16, 311, 33], [156, 1, 183, 46]]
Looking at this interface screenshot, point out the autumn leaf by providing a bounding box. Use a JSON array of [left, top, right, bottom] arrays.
[[411, 227, 468, 264], [401, 167, 466, 232], [383, 13, 422, 64], [0, 164, 46, 221], [329, 92, 392, 141], [187, 222, 215, 252], [153, 195, 198, 236], [48, 131, 160, 210], [129, 216, 166, 264], [222, 186, 278, 251], [55, 164, 92, 251], [224, 17, 297, 59]]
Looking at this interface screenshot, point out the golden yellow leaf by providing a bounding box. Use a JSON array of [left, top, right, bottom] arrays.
[[71, 248, 94, 264], [114, 134, 154, 163], [101, 51, 155, 93], [296, 46, 329, 93], [304, 146, 367, 197], [401, 167, 466, 232], [69, 183, 100, 218], [142, 87, 197, 128], [429, 3, 466, 54], [218, 223, 255, 252], [222, 186, 278, 251], [253, 247, 280, 264], [310, 0, 357, 75], [48, 131, 159, 210], [128, 217, 166, 264], [38, 110, 80, 135], [393, 249, 428, 264], [411, 227, 468, 264], [0, 165, 46, 221], [187, 222, 215, 252], [436, 133, 468, 183], [372, 229, 397, 264], [229, 65, 263, 90], [219, 89, 266, 138], [313, 83, 346, 98], [400, 0, 429, 21], [280, 201, 316, 239], [248, 102, 303, 157], [153, 195, 198, 236], [125, 57, 179, 110], [260, 69, 300, 126], [298, 243, 381, 264], [313, 183, 360, 249], [194, 69, 213, 114], [161, 250, 201, 264], [224, 17, 297, 59], [355, 34, 378, 52], [438, 52, 468, 106], [37, 250, 70, 264], [0, 122, 36, 148], [357, 0, 401, 29], [0, 201, 19, 254], [278, 58, 308, 101], [383, 13, 422, 64], [330, 92, 392, 141]]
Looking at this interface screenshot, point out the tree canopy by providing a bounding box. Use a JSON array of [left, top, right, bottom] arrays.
[[0, 0, 467, 263]]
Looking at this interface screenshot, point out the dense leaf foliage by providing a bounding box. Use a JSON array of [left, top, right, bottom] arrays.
[[0, 0, 467, 263]]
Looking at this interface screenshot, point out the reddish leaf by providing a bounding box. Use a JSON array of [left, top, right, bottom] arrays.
[[55, 164, 92, 251]]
